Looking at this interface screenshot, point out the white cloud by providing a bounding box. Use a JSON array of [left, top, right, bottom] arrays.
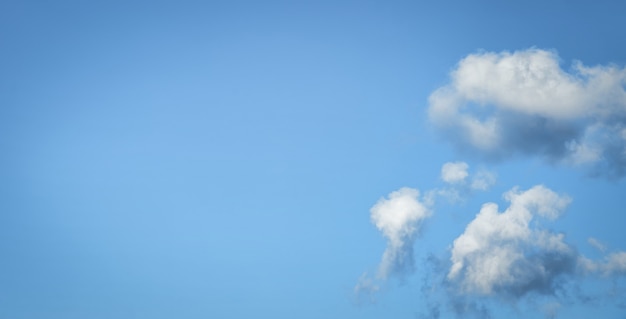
[[370, 187, 431, 279], [446, 183, 626, 299], [441, 161, 469, 184], [428, 48, 626, 178], [447, 185, 574, 296]]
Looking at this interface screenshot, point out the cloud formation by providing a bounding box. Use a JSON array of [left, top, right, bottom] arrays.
[[360, 49, 626, 316], [447, 185, 576, 297], [428, 48, 626, 178], [370, 187, 431, 279]]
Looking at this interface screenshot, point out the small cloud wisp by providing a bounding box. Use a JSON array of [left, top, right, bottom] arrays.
[[436, 161, 497, 203]]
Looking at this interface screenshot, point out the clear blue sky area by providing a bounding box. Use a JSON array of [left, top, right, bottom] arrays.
[[1, 1, 626, 318]]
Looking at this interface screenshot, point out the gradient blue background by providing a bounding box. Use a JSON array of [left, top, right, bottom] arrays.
[[1, 1, 626, 318]]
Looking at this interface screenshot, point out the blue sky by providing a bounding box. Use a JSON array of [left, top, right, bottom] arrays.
[[1, 1, 626, 318]]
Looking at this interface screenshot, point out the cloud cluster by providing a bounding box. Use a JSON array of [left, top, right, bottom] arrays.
[[428, 48, 626, 178], [441, 161, 496, 190], [436, 161, 497, 203], [447, 185, 576, 297], [361, 183, 626, 317], [358, 49, 626, 317], [370, 187, 431, 279]]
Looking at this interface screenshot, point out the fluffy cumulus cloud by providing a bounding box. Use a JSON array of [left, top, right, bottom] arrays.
[[370, 187, 431, 279], [428, 48, 626, 178], [447, 185, 576, 297], [446, 185, 626, 300]]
